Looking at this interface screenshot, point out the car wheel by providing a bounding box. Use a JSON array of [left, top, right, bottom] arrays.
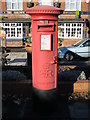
[[65, 52, 74, 61]]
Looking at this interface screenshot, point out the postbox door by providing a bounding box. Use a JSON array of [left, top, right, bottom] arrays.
[[38, 33, 57, 90]]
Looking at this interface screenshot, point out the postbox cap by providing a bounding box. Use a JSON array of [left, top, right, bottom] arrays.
[[26, 5, 63, 15]]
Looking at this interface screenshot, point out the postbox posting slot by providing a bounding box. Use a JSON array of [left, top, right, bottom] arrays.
[[37, 23, 54, 32]]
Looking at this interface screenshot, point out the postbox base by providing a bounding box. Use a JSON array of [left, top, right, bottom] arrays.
[[32, 87, 58, 114], [32, 87, 57, 101]]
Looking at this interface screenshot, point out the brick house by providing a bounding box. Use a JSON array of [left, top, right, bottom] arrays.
[[0, 0, 32, 47], [0, 0, 90, 47], [57, 0, 90, 46]]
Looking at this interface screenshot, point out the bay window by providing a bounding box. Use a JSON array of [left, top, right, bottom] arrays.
[[3, 23, 29, 39], [3, 23, 23, 39], [58, 23, 83, 39]]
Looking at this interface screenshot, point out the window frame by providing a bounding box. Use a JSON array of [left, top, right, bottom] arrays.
[[6, 0, 23, 10], [65, 0, 81, 11]]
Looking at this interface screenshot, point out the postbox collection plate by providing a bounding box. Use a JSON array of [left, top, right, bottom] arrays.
[[40, 34, 51, 51]]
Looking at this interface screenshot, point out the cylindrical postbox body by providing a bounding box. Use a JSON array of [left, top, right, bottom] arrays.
[[26, 6, 63, 97]]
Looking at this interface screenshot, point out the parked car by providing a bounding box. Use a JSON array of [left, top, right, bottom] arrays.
[[58, 38, 90, 61]]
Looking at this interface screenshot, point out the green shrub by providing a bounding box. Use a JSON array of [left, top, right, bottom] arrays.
[[0, 16, 4, 20], [76, 9, 79, 16]]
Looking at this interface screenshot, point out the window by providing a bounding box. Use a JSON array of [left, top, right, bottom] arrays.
[[58, 23, 83, 39], [38, 0, 53, 6], [6, 0, 23, 10], [11, 28, 15, 37], [83, 41, 90, 47], [23, 23, 29, 38], [65, 0, 81, 11], [23, 24, 26, 37], [6, 28, 10, 37], [17, 28, 21, 37], [3, 23, 29, 39]]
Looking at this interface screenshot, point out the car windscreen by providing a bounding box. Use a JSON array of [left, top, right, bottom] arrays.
[[73, 39, 87, 47]]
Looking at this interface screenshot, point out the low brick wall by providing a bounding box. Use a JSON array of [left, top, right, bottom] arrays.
[[73, 80, 90, 93], [6, 41, 23, 47], [0, 39, 23, 47], [62, 39, 81, 46]]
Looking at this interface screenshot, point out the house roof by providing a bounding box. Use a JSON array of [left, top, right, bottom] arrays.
[[0, 14, 31, 23], [58, 18, 85, 23], [0, 13, 87, 23], [1, 18, 31, 23]]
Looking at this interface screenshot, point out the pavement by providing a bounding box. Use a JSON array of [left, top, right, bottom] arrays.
[[2, 93, 90, 119], [68, 101, 89, 119], [6, 51, 27, 66], [2, 48, 90, 119]]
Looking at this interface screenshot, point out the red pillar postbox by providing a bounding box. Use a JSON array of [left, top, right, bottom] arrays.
[[26, 6, 63, 98]]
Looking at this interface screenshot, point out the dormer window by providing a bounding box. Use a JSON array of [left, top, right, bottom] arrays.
[[65, 0, 81, 11], [7, 0, 23, 10]]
